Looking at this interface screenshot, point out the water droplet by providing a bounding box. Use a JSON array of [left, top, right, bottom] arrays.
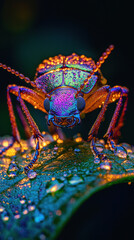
[[74, 148, 81, 153], [114, 146, 127, 158], [0, 205, 5, 212], [85, 170, 90, 175], [94, 156, 100, 164], [95, 142, 104, 152], [54, 146, 58, 150], [39, 234, 46, 240], [7, 161, 19, 178], [120, 143, 132, 153], [53, 151, 57, 155], [60, 176, 66, 181], [8, 162, 18, 171], [128, 153, 134, 159], [7, 172, 17, 178], [27, 170, 37, 179], [20, 195, 26, 204], [68, 174, 84, 185], [20, 199, 26, 204], [1, 211, 9, 221], [22, 209, 28, 215], [46, 179, 64, 194], [14, 213, 21, 219], [73, 133, 82, 142], [98, 139, 105, 145], [34, 209, 44, 223], [63, 173, 67, 177], [56, 209, 62, 216], [28, 203, 35, 211], [100, 161, 112, 170]]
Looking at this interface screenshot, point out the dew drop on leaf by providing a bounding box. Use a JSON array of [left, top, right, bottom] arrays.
[[39, 233, 46, 240], [128, 153, 134, 159], [22, 209, 28, 215], [68, 175, 84, 185], [95, 142, 104, 152], [120, 143, 132, 153], [46, 179, 64, 194], [14, 213, 21, 219], [7, 161, 19, 178], [7, 172, 17, 178], [34, 209, 45, 223], [20, 199, 26, 204], [0, 205, 5, 212], [74, 148, 81, 153], [114, 146, 127, 158], [94, 157, 100, 164], [28, 201, 35, 211], [27, 170, 37, 179], [100, 161, 112, 170], [1, 211, 9, 221]]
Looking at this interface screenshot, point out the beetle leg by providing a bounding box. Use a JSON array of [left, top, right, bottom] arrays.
[[24, 139, 40, 173], [17, 90, 43, 140], [90, 137, 107, 161], [0, 84, 47, 171], [88, 88, 112, 141], [0, 138, 15, 156], [16, 102, 32, 139], [104, 87, 128, 150], [17, 89, 44, 172], [0, 86, 21, 156], [88, 86, 128, 159]]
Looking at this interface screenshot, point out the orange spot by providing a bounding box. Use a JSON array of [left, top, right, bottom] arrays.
[[57, 139, 63, 144], [75, 137, 82, 143], [56, 210, 62, 216], [50, 185, 58, 193], [2, 140, 9, 147]]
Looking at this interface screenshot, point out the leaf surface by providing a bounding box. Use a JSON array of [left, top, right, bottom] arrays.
[[0, 135, 134, 240]]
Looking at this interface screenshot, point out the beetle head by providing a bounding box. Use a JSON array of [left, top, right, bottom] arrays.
[[44, 88, 85, 127]]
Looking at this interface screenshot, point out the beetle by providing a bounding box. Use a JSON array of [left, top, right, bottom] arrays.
[[0, 45, 129, 172]]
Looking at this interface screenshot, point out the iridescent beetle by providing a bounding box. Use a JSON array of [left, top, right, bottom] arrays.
[[0, 45, 129, 172]]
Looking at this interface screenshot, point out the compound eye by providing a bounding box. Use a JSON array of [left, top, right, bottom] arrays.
[[77, 96, 85, 112], [44, 98, 50, 112]]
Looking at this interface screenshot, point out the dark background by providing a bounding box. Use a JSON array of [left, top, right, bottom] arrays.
[[0, 0, 134, 144], [0, 1, 134, 239]]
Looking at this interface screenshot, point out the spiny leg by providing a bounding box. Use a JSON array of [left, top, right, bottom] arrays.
[[0, 86, 21, 155], [1, 84, 46, 172], [24, 139, 40, 173], [105, 87, 128, 151], [88, 86, 128, 160], [0, 138, 15, 155], [88, 87, 112, 161], [17, 89, 43, 172], [16, 102, 32, 139]]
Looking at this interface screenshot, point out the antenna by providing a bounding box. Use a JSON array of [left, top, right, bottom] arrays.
[[0, 62, 36, 87], [76, 45, 114, 97]]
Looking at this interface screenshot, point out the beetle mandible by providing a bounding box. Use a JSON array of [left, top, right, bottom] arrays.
[[0, 45, 129, 172]]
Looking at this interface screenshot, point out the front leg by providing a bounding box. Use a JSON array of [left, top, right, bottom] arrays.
[[1, 84, 45, 172], [17, 90, 43, 172], [0, 86, 21, 156], [88, 86, 128, 161]]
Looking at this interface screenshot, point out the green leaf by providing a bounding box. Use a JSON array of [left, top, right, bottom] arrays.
[[0, 135, 134, 240]]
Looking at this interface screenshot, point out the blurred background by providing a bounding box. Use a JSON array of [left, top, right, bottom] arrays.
[[0, 0, 133, 144]]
